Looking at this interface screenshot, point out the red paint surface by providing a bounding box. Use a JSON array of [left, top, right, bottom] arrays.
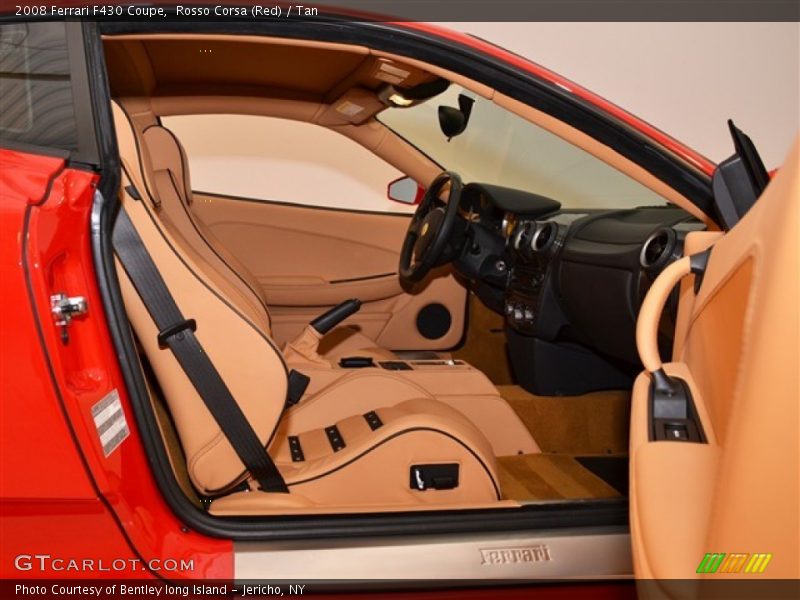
[[0, 148, 231, 580]]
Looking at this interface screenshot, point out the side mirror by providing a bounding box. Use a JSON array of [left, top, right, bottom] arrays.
[[387, 176, 424, 205]]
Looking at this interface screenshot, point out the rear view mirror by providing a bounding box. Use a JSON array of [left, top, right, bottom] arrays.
[[438, 93, 475, 141], [387, 177, 424, 205]]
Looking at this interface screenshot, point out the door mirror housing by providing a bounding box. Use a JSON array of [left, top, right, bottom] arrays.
[[387, 176, 424, 205]]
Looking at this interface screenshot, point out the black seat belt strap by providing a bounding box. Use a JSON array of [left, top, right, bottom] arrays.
[[113, 209, 288, 493]]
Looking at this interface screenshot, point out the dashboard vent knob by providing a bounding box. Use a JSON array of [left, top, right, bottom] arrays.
[[640, 228, 677, 269]]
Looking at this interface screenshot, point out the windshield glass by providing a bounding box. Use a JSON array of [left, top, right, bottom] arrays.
[[379, 85, 667, 210]]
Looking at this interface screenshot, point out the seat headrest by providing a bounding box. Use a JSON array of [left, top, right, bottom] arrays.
[[141, 124, 194, 207]]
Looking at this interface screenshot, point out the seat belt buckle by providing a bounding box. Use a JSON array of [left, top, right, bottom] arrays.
[[157, 318, 197, 347], [285, 370, 310, 407]]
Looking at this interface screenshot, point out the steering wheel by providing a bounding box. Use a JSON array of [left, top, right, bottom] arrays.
[[399, 171, 463, 284]]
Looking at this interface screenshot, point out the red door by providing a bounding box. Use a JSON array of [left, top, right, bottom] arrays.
[[0, 22, 231, 586]]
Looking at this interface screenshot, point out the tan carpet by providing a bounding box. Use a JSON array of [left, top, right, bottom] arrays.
[[497, 454, 621, 501], [499, 385, 631, 455]]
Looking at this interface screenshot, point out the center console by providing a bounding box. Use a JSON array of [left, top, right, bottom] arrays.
[[505, 264, 546, 334], [504, 218, 569, 335]]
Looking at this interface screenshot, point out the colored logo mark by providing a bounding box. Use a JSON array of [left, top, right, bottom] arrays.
[[696, 552, 773, 574]]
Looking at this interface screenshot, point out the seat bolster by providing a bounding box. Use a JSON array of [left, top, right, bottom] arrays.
[[275, 370, 539, 456], [268, 398, 500, 508]]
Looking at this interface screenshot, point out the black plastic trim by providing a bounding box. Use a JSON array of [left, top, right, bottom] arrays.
[[364, 411, 383, 431], [0, 139, 71, 158], [156, 318, 197, 348], [323, 425, 346, 453], [648, 374, 707, 444], [330, 272, 396, 284], [288, 436, 305, 463], [690, 247, 712, 294], [65, 23, 101, 166]]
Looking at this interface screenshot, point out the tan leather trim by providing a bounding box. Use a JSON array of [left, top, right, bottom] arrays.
[[636, 255, 692, 373], [114, 101, 273, 335], [111, 83, 530, 514], [115, 201, 288, 494], [105, 33, 371, 54], [209, 493, 516, 516], [106, 35, 712, 224], [277, 369, 538, 457], [631, 137, 800, 579], [630, 363, 719, 580], [270, 398, 500, 507], [191, 194, 468, 350]]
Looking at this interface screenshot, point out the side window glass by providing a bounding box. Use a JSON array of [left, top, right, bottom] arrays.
[[163, 115, 416, 213], [0, 23, 78, 152]]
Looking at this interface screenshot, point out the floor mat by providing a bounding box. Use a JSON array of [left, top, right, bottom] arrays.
[[575, 455, 629, 496], [497, 454, 621, 501], [498, 385, 631, 455]]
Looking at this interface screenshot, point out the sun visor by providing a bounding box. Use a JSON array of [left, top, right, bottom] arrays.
[[317, 87, 385, 126]]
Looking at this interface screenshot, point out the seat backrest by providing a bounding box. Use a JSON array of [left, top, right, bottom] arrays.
[[113, 100, 288, 494], [117, 99, 272, 337]]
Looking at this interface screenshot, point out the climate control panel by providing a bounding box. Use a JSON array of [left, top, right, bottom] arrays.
[[505, 265, 545, 334]]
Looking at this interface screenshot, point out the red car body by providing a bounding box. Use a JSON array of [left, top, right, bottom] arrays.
[[0, 16, 713, 595]]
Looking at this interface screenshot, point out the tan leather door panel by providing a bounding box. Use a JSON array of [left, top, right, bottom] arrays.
[[191, 192, 467, 350], [630, 137, 799, 583]]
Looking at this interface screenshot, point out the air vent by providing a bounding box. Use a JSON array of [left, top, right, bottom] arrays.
[[640, 228, 676, 269], [531, 221, 558, 254]]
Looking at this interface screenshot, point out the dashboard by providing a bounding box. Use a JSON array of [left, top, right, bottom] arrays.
[[453, 182, 706, 395]]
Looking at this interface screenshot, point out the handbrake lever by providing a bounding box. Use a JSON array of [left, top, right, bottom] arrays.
[[310, 298, 362, 335]]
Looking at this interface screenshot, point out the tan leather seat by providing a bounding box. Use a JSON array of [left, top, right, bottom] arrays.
[[113, 100, 539, 462], [116, 99, 394, 363], [112, 103, 501, 510]]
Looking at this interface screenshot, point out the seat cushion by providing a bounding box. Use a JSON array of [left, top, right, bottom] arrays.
[[212, 398, 501, 511]]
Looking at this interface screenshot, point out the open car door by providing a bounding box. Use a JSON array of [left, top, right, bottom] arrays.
[[629, 134, 799, 589]]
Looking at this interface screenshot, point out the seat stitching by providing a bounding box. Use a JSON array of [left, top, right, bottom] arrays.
[[287, 426, 501, 500]]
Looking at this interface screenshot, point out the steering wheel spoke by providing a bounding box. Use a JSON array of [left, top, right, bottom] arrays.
[[398, 171, 463, 284], [407, 217, 422, 236]]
